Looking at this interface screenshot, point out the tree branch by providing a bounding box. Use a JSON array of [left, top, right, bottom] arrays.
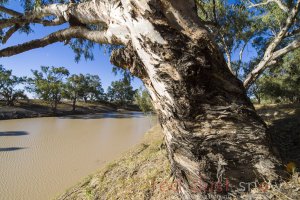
[[271, 37, 300, 60], [220, 33, 235, 75], [236, 39, 249, 75], [243, 0, 300, 89], [0, 27, 124, 57], [1, 25, 20, 44], [0, 6, 22, 17], [0, 0, 130, 53], [248, 0, 289, 12], [0, 1, 109, 30], [212, 0, 218, 23]]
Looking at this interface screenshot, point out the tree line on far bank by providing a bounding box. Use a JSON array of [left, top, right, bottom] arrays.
[[0, 65, 153, 113], [1, 55, 299, 113]]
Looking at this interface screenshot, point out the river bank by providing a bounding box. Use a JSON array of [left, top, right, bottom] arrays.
[[56, 103, 300, 200], [0, 100, 140, 120]]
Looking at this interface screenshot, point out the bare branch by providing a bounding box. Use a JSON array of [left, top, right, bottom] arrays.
[[271, 37, 300, 59], [220, 33, 235, 75], [0, 0, 110, 30], [0, 4, 69, 30], [41, 17, 66, 26], [0, 6, 22, 17], [254, 38, 300, 69], [236, 39, 249, 75], [0, 0, 126, 51], [0, 17, 66, 30], [0, 27, 124, 57], [1, 25, 20, 44], [248, 0, 289, 12], [244, 0, 300, 89]]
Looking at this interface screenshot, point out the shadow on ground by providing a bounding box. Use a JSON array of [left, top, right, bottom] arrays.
[[262, 105, 300, 168]]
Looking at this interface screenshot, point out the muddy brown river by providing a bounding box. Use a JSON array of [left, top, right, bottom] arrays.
[[0, 112, 155, 200]]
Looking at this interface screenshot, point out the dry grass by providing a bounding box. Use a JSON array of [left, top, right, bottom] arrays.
[[56, 104, 300, 200], [255, 103, 300, 124]]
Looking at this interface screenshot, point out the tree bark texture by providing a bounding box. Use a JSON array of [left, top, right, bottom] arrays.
[[108, 1, 282, 199], [0, 0, 284, 199]]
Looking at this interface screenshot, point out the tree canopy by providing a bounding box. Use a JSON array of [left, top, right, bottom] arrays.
[[134, 87, 154, 113], [63, 74, 86, 111], [107, 79, 136, 106], [197, 0, 300, 89], [1, 0, 300, 90], [28, 66, 70, 112], [0, 65, 27, 106], [81, 74, 105, 102], [250, 48, 300, 103]]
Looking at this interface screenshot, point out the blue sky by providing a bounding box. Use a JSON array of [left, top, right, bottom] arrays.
[[1, 0, 257, 94], [0, 0, 143, 93]]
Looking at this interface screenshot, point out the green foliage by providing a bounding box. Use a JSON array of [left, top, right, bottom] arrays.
[[198, 2, 253, 48], [63, 74, 85, 111], [80, 74, 105, 102], [1, 65, 105, 111], [28, 66, 70, 112], [107, 79, 136, 106], [251, 49, 300, 103], [63, 73, 105, 111], [0, 65, 27, 106], [197, 0, 300, 79], [134, 87, 154, 113]]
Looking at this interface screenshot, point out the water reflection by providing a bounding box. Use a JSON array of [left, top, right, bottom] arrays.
[[0, 131, 28, 136], [60, 112, 145, 119], [0, 147, 26, 151]]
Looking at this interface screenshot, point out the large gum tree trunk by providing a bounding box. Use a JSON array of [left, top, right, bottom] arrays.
[[110, 1, 282, 199], [0, 0, 283, 199]]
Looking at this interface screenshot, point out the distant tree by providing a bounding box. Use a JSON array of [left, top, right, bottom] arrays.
[[63, 74, 85, 112], [63, 73, 104, 109], [0, 65, 27, 106], [85, 74, 104, 101], [82, 74, 105, 102], [0, 65, 9, 92], [255, 49, 300, 103], [134, 87, 154, 113], [28, 66, 69, 112], [248, 82, 264, 104], [107, 79, 136, 106]]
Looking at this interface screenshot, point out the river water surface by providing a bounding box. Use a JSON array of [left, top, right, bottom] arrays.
[[0, 112, 155, 200]]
